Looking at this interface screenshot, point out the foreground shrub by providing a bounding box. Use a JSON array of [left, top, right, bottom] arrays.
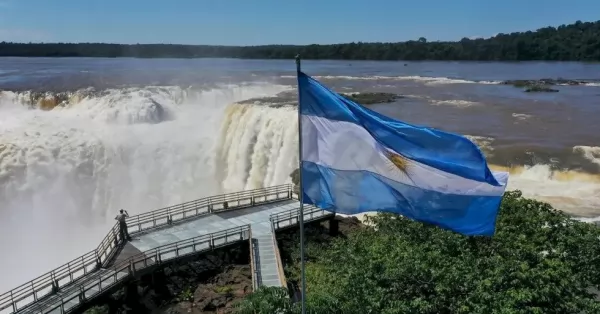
[[237, 191, 600, 314]]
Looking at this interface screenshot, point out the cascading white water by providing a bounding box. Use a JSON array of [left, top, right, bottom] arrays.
[[0, 83, 293, 292], [216, 103, 298, 193], [1, 81, 600, 294]]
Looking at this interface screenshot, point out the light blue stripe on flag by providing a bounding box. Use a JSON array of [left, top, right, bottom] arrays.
[[298, 71, 509, 236]]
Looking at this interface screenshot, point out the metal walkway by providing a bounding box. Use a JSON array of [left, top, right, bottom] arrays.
[[253, 234, 282, 287], [255, 205, 335, 288], [0, 184, 334, 314]]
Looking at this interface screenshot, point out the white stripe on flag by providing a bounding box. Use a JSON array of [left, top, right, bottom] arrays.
[[301, 114, 508, 197]]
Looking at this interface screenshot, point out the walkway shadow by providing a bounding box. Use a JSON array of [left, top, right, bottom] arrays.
[[110, 242, 149, 267], [215, 199, 297, 220]]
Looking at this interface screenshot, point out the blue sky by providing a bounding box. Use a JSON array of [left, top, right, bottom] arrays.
[[0, 0, 598, 45]]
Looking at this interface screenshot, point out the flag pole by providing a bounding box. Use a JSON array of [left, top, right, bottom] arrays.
[[295, 54, 307, 314]]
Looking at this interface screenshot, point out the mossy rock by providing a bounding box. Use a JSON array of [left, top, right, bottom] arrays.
[[502, 80, 535, 88], [236, 91, 402, 107], [214, 285, 234, 295], [502, 78, 585, 87], [237, 96, 294, 105], [341, 92, 403, 105], [501, 80, 560, 92], [83, 305, 109, 314], [525, 85, 559, 92], [290, 168, 300, 186]]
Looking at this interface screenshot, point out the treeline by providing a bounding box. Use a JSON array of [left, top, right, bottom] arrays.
[[1, 20, 600, 61]]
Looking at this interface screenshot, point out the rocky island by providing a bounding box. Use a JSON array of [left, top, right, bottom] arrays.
[[500, 78, 598, 92], [237, 91, 403, 108], [339, 92, 403, 104]]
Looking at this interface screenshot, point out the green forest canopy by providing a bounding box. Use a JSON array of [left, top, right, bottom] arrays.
[[234, 191, 600, 314], [1, 20, 600, 61]]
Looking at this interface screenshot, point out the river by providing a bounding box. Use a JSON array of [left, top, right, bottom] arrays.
[[0, 57, 599, 293]]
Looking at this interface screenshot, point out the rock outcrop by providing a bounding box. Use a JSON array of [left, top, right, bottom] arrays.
[[83, 244, 251, 314], [501, 78, 587, 87], [340, 92, 403, 104], [501, 78, 595, 93], [237, 91, 403, 108], [524, 85, 559, 93], [163, 265, 252, 314]]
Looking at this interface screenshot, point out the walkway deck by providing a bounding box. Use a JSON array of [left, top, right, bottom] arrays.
[[0, 184, 334, 314], [254, 234, 282, 287], [130, 200, 298, 253]]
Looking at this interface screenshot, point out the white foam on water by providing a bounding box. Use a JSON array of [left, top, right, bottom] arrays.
[[463, 138, 600, 218], [282, 74, 600, 88], [573, 216, 600, 223], [430, 99, 479, 107], [492, 164, 600, 217], [574, 145, 600, 167], [466, 136, 600, 217], [216, 103, 298, 193], [0, 83, 291, 293], [1, 85, 599, 295], [512, 113, 532, 120], [465, 135, 495, 153], [280, 74, 501, 85]]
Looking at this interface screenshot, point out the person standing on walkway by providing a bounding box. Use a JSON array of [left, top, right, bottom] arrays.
[[115, 209, 132, 242]]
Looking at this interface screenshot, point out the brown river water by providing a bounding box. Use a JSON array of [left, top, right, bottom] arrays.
[[0, 57, 599, 292]]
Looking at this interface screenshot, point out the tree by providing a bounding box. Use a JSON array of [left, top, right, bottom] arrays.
[[236, 191, 600, 313], [1, 20, 600, 61], [233, 286, 297, 314]]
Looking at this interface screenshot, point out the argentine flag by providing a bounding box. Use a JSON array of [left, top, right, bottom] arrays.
[[297, 72, 509, 236]]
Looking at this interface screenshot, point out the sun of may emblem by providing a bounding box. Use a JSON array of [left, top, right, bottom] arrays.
[[384, 150, 411, 175]]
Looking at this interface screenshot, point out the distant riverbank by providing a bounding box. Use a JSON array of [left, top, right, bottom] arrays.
[[1, 20, 600, 61]]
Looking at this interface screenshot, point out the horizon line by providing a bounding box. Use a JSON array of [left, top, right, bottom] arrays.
[[2, 19, 598, 47]]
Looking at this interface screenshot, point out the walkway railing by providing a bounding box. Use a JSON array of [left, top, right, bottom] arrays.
[[271, 221, 287, 288], [268, 205, 335, 289], [41, 225, 251, 314], [0, 184, 292, 314], [270, 205, 333, 231], [249, 229, 258, 291], [127, 184, 293, 235]]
